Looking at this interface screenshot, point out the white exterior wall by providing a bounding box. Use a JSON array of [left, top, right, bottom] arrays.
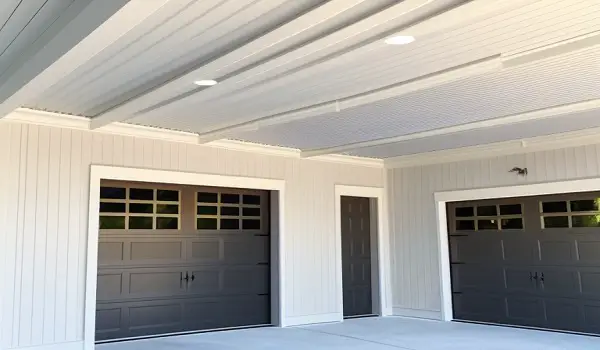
[[389, 142, 600, 319], [0, 121, 384, 350]]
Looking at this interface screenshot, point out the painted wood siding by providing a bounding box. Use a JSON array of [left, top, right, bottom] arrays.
[[0, 121, 383, 350], [389, 143, 600, 318]]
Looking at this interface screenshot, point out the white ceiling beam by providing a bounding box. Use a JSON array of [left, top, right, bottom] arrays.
[[300, 99, 600, 158], [196, 54, 503, 143], [89, 0, 383, 129], [0, 0, 173, 118]]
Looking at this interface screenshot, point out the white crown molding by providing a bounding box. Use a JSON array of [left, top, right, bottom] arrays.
[[384, 126, 600, 168], [3, 108, 383, 168]]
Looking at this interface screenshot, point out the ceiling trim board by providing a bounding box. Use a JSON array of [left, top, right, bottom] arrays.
[[384, 126, 600, 169], [196, 55, 502, 143], [502, 30, 600, 68], [3, 108, 383, 168], [0, 0, 170, 118], [300, 99, 600, 158]]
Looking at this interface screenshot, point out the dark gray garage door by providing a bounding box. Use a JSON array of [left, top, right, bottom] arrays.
[[448, 192, 600, 334], [96, 181, 270, 341]]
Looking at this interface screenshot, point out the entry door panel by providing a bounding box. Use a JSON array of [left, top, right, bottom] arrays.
[[448, 192, 600, 335], [341, 196, 372, 317]]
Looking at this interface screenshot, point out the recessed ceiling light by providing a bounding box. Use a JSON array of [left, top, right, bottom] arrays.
[[194, 79, 218, 86], [384, 35, 415, 45]]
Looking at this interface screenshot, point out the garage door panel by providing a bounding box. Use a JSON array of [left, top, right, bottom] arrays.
[[129, 270, 186, 296], [545, 299, 583, 331], [505, 296, 544, 325], [538, 269, 581, 297], [578, 240, 600, 264], [502, 238, 537, 264], [584, 303, 600, 330], [96, 307, 123, 336], [97, 273, 124, 301], [450, 235, 503, 263], [453, 293, 506, 322], [538, 239, 577, 264], [129, 303, 183, 330], [504, 268, 537, 294], [130, 241, 183, 261], [580, 271, 600, 298], [98, 242, 125, 264], [451, 264, 504, 292], [189, 239, 221, 261]]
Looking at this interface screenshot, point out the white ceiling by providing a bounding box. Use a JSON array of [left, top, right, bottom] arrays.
[[3, 0, 600, 160]]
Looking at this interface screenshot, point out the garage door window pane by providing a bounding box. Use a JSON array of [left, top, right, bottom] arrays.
[[100, 202, 126, 213], [220, 206, 240, 216], [198, 206, 217, 215], [500, 204, 522, 215], [243, 219, 261, 230], [100, 187, 126, 199], [157, 190, 179, 202], [543, 216, 569, 228], [572, 215, 600, 227], [129, 203, 153, 213], [197, 218, 217, 230], [243, 207, 261, 217], [477, 206, 497, 217], [542, 201, 568, 213], [501, 218, 523, 229], [221, 194, 240, 204], [570, 200, 600, 212], [156, 204, 178, 214], [156, 217, 178, 229], [198, 192, 218, 203], [478, 219, 498, 230], [100, 216, 125, 229], [455, 207, 474, 217], [129, 217, 153, 229], [130, 188, 154, 200], [243, 195, 261, 205], [456, 220, 475, 231], [221, 219, 239, 230]]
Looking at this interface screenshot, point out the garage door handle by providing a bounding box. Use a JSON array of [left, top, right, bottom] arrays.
[[183, 272, 190, 282], [540, 273, 544, 282]]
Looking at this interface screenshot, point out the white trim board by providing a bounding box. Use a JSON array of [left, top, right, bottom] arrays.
[[433, 177, 600, 322], [385, 123, 600, 168], [85, 166, 286, 350], [2, 108, 383, 168], [334, 185, 392, 319]]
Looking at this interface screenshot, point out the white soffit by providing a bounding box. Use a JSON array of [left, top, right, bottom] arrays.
[[235, 44, 600, 151]]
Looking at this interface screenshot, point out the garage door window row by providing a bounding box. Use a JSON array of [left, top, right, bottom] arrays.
[[454, 203, 523, 231], [541, 198, 600, 228], [99, 186, 180, 230], [197, 191, 262, 231]]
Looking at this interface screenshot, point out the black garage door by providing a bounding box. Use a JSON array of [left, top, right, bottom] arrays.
[[96, 181, 270, 341], [448, 192, 600, 334]]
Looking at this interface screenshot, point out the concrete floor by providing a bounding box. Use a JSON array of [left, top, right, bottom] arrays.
[[97, 317, 600, 350]]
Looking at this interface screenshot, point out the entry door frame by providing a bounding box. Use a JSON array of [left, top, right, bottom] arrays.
[[434, 177, 600, 322], [335, 185, 392, 319], [85, 165, 286, 350]]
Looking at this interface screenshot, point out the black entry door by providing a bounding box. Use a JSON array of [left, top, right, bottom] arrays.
[[341, 196, 373, 317], [448, 192, 600, 334]]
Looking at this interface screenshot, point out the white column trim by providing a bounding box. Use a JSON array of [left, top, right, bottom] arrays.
[[433, 177, 600, 322]]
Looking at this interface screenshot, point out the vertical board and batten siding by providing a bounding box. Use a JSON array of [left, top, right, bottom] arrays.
[[0, 121, 384, 350], [389, 144, 600, 318]]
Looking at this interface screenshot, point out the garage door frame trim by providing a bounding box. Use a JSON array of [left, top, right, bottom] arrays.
[[85, 165, 286, 350], [434, 177, 600, 323]]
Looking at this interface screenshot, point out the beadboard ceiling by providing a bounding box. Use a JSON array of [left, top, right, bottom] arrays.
[[2, 0, 600, 160]]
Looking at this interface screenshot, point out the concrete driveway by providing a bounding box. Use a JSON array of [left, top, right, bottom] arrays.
[[97, 317, 600, 350]]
